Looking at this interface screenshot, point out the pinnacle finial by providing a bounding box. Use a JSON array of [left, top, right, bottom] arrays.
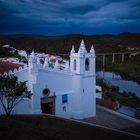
[[80, 40, 85, 48], [81, 39, 84, 45], [44, 56, 49, 68], [71, 45, 75, 54], [78, 40, 87, 53], [90, 45, 95, 54], [30, 49, 36, 58], [54, 59, 60, 69], [37, 57, 40, 64]]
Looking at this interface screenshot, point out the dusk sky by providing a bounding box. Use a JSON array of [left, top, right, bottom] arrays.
[[0, 0, 140, 35]]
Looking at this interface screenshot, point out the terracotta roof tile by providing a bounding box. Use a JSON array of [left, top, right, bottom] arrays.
[[0, 61, 23, 74], [96, 98, 118, 110]]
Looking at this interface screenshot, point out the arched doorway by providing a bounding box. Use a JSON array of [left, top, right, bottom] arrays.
[[40, 88, 55, 114]]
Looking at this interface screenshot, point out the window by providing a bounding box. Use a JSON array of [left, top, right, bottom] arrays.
[[42, 88, 50, 96], [85, 58, 89, 71], [62, 94, 68, 103], [62, 106, 66, 111], [74, 59, 76, 71]]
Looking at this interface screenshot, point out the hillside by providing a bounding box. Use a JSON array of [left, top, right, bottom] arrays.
[[0, 115, 140, 140], [0, 32, 140, 54]]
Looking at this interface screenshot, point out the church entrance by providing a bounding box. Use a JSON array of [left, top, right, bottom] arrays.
[[41, 96, 55, 114], [41, 102, 53, 114]]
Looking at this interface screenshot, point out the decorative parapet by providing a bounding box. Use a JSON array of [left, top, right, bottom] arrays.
[[13, 68, 18, 73], [4, 65, 28, 75], [8, 70, 13, 75], [3, 72, 8, 75]]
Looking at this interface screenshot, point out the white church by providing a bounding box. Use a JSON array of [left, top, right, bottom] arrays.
[[0, 40, 96, 119]]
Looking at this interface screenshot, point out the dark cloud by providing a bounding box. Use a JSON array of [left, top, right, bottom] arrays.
[[0, 1, 17, 19], [0, 0, 139, 35]]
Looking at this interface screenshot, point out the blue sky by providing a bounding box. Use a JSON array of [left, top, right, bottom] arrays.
[[0, 0, 140, 35]]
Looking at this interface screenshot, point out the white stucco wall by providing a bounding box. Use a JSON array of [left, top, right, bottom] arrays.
[[38, 69, 73, 92], [83, 76, 96, 118], [31, 69, 74, 117], [12, 99, 32, 114], [12, 68, 33, 114], [55, 92, 73, 118]]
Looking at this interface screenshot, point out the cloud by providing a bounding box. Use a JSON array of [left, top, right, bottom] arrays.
[[0, 0, 140, 35]]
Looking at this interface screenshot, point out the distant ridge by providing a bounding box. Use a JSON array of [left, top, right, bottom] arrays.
[[0, 32, 140, 37], [0, 32, 140, 54]]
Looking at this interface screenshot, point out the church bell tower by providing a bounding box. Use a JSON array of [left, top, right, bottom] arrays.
[[70, 40, 96, 119], [70, 40, 95, 76]]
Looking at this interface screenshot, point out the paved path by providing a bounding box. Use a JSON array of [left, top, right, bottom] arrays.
[[82, 107, 139, 130]]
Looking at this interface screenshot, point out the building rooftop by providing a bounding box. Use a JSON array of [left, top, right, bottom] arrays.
[[0, 61, 23, 74]]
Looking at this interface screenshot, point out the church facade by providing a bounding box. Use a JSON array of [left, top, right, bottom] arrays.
[[0, 40, 96, 119]]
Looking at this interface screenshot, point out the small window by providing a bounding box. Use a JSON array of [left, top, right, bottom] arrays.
[[62, 94, 68, 103], [74, 59, 76, 71], [85, 58, 89, 71], [63, 106, 66, 111]]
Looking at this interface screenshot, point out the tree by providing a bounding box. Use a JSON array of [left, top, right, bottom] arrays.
[[0, 74, 32, 116]]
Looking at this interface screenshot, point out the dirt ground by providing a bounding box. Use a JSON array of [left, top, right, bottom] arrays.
[[0, 115, 140, 140]]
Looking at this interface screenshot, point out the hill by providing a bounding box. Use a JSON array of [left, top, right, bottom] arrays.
[[0, 32, 140, 54], [0, 115, 140, 140]]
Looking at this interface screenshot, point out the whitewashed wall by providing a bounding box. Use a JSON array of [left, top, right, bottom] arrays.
[[55, 92, 73, 118], [12, 69, 33, 114], [83, 76, 96, 118], [31, 69, 74, 117]]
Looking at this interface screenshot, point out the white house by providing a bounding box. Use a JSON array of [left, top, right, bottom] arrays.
[[0, 40, 96, 119], [18, 50, 28, 59]]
